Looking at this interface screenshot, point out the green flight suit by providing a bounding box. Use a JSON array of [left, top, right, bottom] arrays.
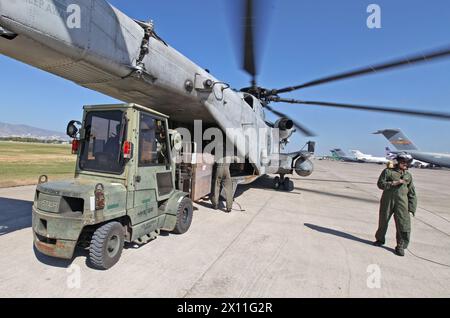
[[375, 168, 418, 249], [212, 163, 233, 211]]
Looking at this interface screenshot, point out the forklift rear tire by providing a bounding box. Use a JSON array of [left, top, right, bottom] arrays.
[[172, 197, 193, 234], [89, 222, 124, 270]]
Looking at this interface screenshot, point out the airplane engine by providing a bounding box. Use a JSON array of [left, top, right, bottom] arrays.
[[275, 118, 295, 141], [294, 156, 314, 177]]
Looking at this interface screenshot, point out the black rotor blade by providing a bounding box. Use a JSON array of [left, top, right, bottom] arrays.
[[243, 0, 257, 85], [228, 0, 274, 86], [272, 98, 450, 120], [265, 104, 316, 137], [272, 46, 450, 94]]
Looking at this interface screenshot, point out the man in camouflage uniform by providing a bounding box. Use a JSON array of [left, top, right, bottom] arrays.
[[374, 154, 417, 256]]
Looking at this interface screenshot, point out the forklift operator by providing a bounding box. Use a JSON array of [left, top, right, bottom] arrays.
[[104, 124, 122, 156]]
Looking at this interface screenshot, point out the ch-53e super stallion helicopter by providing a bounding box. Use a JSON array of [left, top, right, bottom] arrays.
[[1, 0, 450, 183], [2, 0, 450, 269]]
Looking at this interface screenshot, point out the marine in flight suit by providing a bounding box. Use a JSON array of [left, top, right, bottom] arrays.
[[211, 156, 236, 212], [374, 154, 417, 256]]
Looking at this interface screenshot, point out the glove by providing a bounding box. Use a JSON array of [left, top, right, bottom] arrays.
[[392, 180, 406, 186]]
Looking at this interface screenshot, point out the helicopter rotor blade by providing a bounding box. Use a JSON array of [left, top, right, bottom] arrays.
[[271, 98, 450, 121], [243, 0, 257, 85], [272, 46, 450, 95], [229, 0, 275, 87], [265, 104, 316, 137]]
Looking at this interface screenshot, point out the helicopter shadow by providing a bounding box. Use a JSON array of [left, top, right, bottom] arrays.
[[294, 178, 374, 186], [234, 175, 301, 199], [294, 187, 379, 204]]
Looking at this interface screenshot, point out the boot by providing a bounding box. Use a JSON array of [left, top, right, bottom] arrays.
[[395, 247, 405, 257], [373, 240, 384, 247]]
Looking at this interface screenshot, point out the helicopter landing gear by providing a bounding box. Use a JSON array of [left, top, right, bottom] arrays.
[[273, 175, 294, 192]]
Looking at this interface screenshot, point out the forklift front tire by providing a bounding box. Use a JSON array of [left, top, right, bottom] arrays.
[[89, 222, 124, 270], [172, 197, 194, 234]]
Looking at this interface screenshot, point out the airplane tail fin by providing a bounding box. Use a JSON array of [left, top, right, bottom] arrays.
[[374, 129, 419, 151], [334, 148, 347, 158], [330, 149, 338, 158], [385, 147, 396, 160]]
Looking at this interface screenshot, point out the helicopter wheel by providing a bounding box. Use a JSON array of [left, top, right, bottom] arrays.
[[273, 176, 281, 190], [282, 177, 294, 192]]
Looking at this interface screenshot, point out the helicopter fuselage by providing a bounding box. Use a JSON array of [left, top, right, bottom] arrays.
[[0, 0, 312, 178]]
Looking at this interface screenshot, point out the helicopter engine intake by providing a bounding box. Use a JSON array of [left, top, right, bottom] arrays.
[[275, 118, 295, 142]]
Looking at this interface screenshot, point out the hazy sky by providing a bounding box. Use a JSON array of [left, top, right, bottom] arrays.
[[1, 0, 450, 156]]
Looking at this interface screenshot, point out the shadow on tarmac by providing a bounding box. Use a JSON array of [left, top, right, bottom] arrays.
[[0, 197, 32, 236], [295, 178, 374, 185], [304, 223, 395, 253], [234, 175, 300, 199], [295, 187, 379, 204]]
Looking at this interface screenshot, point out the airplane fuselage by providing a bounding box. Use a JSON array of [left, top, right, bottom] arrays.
[[409, 151, 450, 168]]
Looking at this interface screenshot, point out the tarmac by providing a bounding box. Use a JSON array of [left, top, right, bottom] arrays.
[[0, 160, 449, 298]]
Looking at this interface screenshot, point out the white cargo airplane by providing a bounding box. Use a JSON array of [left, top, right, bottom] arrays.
[[350, 150, 389, 164]]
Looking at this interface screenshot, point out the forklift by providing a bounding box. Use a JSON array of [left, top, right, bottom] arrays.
[[32, 103, 213, 269]]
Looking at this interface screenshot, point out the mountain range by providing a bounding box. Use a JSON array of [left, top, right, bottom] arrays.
[[0, 122, 69, 141]]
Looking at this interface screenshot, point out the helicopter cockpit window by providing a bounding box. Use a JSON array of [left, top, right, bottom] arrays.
[[139, 114, 169, 167], [244, 95, 254, 109]]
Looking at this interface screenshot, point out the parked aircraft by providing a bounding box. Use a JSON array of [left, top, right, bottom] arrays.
[[330, 149, 361, 163], [375, 129, 450, 168], [385, 147, 430, 168], [350, 150, 389, 164]]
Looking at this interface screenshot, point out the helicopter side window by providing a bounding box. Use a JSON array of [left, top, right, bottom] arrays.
[[244, 95, 254, 109]]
